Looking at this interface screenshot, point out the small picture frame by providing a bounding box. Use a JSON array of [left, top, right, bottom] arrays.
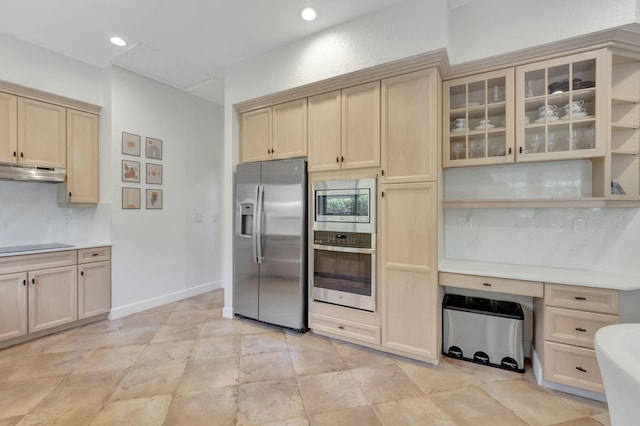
[[146, 163, 163, 185], [146, 189, 163, 209], [146, 137, 163, 160], [122, 187, 140, 209], [122, 160, 140, 183], [122, 132, 141, 156]]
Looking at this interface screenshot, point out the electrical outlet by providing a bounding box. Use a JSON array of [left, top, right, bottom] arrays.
[[573, 217, 586, 234], [195, 213, 203, 223], [458, 217, 472, 230], [211, 213, 218, 222]]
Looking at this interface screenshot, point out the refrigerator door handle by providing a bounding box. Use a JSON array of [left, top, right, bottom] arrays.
[[255, 184, 264, 264]]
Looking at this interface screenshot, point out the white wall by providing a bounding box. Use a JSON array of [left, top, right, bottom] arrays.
[[222, 0, 640, 316], [109, 66, 223, 317], [0, 33, 103, 105]]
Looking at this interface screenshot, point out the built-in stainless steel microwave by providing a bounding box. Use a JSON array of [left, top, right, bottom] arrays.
[[312, 178, 376, 234]]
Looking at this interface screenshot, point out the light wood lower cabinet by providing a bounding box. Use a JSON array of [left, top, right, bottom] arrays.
[[28, 265, 77, 333], [379, 182, 439, 361], [0, 246, 111, 347], [78, 260, 111, 319], [309, 312, 380, 346], [536, 283, 619, 394], [0, 272, 27, 341]]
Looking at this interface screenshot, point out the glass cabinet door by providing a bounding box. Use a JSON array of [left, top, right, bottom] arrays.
[[443, 69, 514, 168], [516, 50, 608, 161]]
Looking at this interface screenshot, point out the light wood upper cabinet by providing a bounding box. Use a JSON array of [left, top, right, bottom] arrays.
[[380, 182, 439, 362], [17, 97, 66, 168], [65, 109, 99, 204], [308, 90, 342, 172], [444, 68, 515, 167], [272, 98, 307, 160], [342, 81, 381, 170], [0, 92, 17, 164], [28, 265, 77, 334], [241, 107, 272, 163], [516, 50, 608, 162], [241, 99, 307, 164], [0, 272, 27, 343], [382, 68, 439, 183]]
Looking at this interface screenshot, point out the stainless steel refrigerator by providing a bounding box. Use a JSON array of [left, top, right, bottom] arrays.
[[233, 158, 307, 331]]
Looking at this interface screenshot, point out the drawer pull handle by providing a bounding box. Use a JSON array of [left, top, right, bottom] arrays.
[[483, 283, 492, 287], [92, 253, 99, 257], [576, 366, 587, 373], [574, 296, 587, 301], [575, 327, 587, 332], [338, 325, 344, 330]]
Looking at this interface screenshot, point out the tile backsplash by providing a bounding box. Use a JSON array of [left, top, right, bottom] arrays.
[[0, 181, 110, 246]]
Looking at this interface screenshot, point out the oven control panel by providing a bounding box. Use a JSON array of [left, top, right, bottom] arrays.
[[314, 231, 372, 248]]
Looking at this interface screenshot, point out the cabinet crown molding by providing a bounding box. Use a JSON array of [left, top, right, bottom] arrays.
[[0, 80, 101, 115]]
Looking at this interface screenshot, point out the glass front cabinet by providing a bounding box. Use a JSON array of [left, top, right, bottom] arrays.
[[443, 69, 514, 168], [515, 50, 608, 161]]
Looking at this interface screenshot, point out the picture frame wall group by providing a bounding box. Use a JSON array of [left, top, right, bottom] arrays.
[[121, 131, 164, 210]]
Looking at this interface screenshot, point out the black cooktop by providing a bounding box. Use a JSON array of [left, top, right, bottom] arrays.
[[0, 243, 74, 254]]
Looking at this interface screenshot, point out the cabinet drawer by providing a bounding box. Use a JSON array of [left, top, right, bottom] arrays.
[[309, 313, 381, 346], [545, 284, 618, 314], [544, 306, 618, 349], [439, 272, 543, 298], [544, 341, 604, 393], [0, 250, 76, 275], [78, 246, 111, 264]]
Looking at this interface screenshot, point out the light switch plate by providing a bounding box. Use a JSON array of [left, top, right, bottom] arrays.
[[573, 217, 586, 234]]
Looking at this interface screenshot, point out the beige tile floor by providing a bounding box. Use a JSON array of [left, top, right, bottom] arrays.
[[0, 289, 610, 425]]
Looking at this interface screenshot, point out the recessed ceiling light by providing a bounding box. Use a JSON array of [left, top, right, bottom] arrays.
[[110, 36, 127, 47], [300, 7, 317, 21]]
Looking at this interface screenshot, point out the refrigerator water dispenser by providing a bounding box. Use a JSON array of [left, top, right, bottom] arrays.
[[240, 203, 254, 236]]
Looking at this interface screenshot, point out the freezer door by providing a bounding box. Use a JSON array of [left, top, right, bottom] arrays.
[[258, 159, 307, 329], [233, 162, 261, 320]]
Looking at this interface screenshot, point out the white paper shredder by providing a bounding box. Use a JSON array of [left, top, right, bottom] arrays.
[[442, 294, 525, 372]]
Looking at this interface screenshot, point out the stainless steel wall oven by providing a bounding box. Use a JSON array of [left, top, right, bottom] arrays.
[[311, 178, 376, 312]]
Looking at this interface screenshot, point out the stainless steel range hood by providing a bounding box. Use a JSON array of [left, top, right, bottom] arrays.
[[0, 164, 66, 183]]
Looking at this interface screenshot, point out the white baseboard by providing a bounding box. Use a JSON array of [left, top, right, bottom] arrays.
[[108, 281, 222, 320], [222, 306, 234, 319]]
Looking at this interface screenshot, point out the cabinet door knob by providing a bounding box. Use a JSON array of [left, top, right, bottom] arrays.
[[508, 147, 512, 155], [341, 156, 344, 163], [31, 278, 35, 285], [519, 146, 523, 154], [381, 170, 385, 176], [69, 192, 72, 198], [20, 152, 24, 158], [336, 157, 339, 163], [23, 279, 26, 286], [381, 191, 385, 198], [81, 270, 84, 276], [13, 151, 16, 157]]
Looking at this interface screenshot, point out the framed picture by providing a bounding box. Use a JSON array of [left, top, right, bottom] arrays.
[[146, 189, 163, 209], [146, 137, 163, 160], [122, 160, 140, 183], [122, 187, 140, 209], [146, 163, 163, 185], [121, 132, 141, 156]]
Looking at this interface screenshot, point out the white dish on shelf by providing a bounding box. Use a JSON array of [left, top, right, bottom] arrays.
[[534, 116, 560, 124], [475, 124, 496, 130], [451, 127, 467, 133], [561, 113, 594, 121]]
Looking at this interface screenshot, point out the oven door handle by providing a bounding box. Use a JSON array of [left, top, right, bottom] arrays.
[[313, 244, 375, 255]]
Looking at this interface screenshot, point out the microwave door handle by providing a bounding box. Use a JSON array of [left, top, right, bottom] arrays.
[[255, 185, 264, 264]]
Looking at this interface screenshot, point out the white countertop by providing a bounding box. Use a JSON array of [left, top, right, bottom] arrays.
[[439, 259, 640, 291], [0, 242, 111, 258]]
